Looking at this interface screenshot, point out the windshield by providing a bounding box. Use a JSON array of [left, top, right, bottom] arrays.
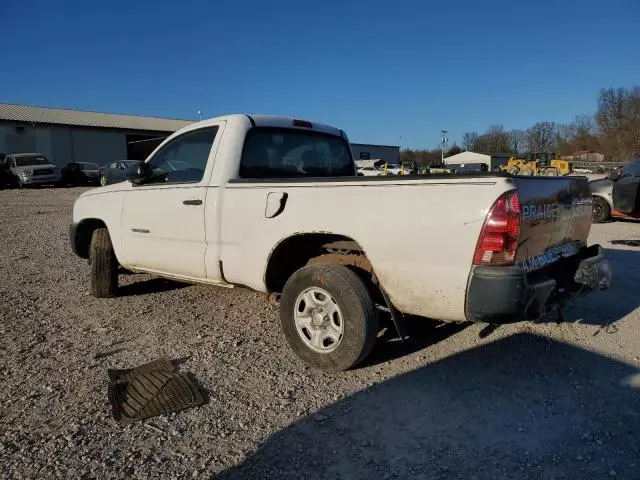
[[15, 155, 50, 167], [239, 128, 354, 178], [122, 160, 141, 168]]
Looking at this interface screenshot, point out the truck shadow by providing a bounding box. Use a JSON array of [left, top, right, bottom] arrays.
[[216, 333, 640, 480], [364, 246, 638, 366], [561, 247, 640, 327], [360, 316, 470, 368], [117, 278, 189, 297]]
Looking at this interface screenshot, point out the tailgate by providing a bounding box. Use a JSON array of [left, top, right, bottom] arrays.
[[514, 176, 592, 270]]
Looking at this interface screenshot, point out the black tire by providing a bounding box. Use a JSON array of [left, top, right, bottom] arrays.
[[280, 263, 378, 371], [592, 196, 611, 223], [89, 228, 118, 298]]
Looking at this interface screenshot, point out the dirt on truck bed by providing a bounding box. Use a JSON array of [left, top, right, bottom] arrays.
[[1, 187, 639, 479]]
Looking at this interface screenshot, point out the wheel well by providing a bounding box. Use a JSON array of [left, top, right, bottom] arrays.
[[265, 234, 374, 294], [74, 219, 107, 258], [592, 194, 613, 209]]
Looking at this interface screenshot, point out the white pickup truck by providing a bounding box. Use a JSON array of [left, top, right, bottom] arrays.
[[70, 114, 611, 371]]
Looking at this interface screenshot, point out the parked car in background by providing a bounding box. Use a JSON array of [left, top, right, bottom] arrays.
[[3, 153, 61, 188], [99, 160, 142, 186], [377, 163, 403, 175], [401, 162, 418, 175], [0, 153, 11, 188], [356, 166, 381, 176], [590, 158, 640, 222], [426, 163, 452, 174], [60, 162, 101, 186]]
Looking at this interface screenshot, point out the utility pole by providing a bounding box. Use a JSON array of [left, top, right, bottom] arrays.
[[440, 129, 448, 163]]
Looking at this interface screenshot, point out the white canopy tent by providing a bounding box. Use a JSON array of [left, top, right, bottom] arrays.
[[443, 151, 491, 165]]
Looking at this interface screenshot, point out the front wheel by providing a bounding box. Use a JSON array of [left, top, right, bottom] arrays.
[[100, 175, 108, 186], [592, 196, 611, 223], [280, 263, 378, 371], [89, 227, 118, 297]]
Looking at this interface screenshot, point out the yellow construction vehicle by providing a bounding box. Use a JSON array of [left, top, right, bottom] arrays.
[[499, 152, 572, 176]]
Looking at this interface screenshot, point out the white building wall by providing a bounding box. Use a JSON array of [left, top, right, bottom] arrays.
[[49, 126, 74, 166], [70, 129, 127, 166], [0, 125, 9, 152], [34, 127, 53, 161]]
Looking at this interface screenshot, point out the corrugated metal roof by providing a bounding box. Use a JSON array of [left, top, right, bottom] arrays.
[[0, 103, 193, 132]]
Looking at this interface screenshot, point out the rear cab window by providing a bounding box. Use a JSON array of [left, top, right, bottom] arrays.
[[239, 128, 355, 178]]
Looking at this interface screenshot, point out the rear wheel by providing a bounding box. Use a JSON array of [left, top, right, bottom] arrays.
[[89, 227, 118, 297], [592, 196, 611, 223], [280, 263, 378, 371]]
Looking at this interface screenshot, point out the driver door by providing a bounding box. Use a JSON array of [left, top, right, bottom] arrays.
[[612, 160, 640, 213], [120, 124, 222, 278]]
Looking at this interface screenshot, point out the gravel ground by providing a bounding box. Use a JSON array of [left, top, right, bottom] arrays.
[[1, 187, 639, 479]]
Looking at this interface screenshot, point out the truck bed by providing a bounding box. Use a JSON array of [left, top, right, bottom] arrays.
[[221, 173, 593, 322]]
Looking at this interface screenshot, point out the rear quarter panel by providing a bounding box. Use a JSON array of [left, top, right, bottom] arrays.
[[220, 177, 514, 321]]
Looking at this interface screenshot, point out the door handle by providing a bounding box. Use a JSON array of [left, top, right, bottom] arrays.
[[265, 192, 288, 218], [183, 199, 203, 206]]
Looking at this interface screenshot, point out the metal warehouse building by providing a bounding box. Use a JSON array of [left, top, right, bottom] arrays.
[[0, 103, 192, 167], [350, 143, 400, 164], [0, 103, 400, 168]]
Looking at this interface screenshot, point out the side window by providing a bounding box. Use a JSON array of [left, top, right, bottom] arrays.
[[147, 127, 218, 184]]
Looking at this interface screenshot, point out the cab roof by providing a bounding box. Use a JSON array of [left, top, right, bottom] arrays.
[[194, 114, 343, 137]]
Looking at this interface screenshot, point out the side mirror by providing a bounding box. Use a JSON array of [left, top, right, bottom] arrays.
[[126, 163, 151, 185]]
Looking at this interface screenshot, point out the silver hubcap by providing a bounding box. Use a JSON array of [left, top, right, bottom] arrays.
[[294, 287, 343, 353]]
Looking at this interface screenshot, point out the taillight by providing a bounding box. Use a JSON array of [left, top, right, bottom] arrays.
[[473, 190, 521, 266]]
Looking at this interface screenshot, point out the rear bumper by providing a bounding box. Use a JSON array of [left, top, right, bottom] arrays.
[[465, 244, 611, 323]]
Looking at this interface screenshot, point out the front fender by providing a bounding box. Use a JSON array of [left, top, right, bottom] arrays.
[[72, 190, 125, 260]]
